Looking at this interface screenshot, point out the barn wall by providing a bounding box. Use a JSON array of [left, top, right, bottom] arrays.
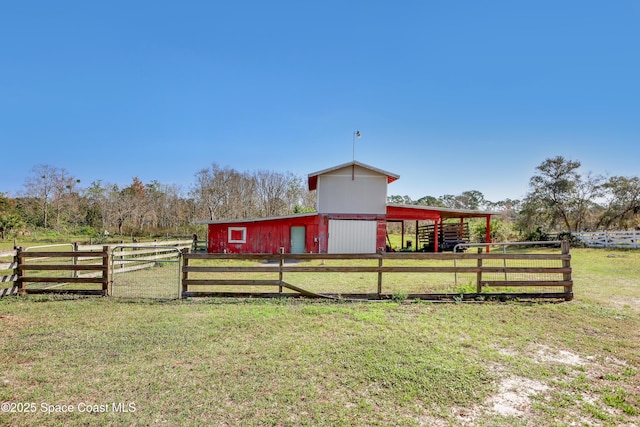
[[208, 215, 320, 254], [317, 165, 387, 214], [207, 213, 387, 254]]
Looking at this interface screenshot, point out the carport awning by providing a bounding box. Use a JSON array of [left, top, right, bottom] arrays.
[[386, 204, 498, 221]]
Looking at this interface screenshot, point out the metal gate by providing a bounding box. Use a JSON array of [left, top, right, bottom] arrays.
[[110, 246, 181, 299]]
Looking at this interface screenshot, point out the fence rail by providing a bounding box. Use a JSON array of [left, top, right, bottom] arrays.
[[15, 247, 110, 296], [3, 240, 573, 301], [573, 231, 639, 248], [1, 240, 192, 297], [182, 241, 573, 301]]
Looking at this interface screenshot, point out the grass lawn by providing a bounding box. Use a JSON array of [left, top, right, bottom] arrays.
[[1, 248, 639, 426]]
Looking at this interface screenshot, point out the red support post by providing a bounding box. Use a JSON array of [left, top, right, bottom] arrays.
[[485, 215, 491, 253]]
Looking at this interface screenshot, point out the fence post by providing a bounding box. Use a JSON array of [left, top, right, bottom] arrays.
[[476, 247, 483, 293], [73, 242, 79, 279], [103, 246, 110, 296], [279, 247, 284, 293], [15, 247, 25, 296], [377, 249, 384, 298], [561, 239, 573, 301], [181, 248, 190, 299]]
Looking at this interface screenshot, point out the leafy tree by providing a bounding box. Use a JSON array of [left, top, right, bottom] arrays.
[[0, 193, 12, 212], [0, 193, 23, 239], [387, 195, 414, 204], [415, 195, 444, 207], [293, 204, 316, 214], [85, 181, 108, 230], [487, 198, 521, 223], [456, 190, 487, 210], [469, 218, 517, 243], [598, 176, 640, 229], [518, 156, 604, 234], [0, 214, 23, 239]]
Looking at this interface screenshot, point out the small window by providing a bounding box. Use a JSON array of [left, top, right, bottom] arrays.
[[228, 227, 247, 244]]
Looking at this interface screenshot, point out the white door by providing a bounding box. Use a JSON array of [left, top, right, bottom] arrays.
[[290, 226, 306, 254], [328, 220, 377, 253]]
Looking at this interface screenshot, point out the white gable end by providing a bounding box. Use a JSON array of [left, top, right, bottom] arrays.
[[316, 164, 388, 214]]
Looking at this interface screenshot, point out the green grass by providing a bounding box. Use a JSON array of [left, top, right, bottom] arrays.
[[0, 248, 639, 426]]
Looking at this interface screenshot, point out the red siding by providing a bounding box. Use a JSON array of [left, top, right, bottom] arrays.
[[207, 213, 387, 254], [376, 219, 387, 251], [208, 215, 320, 254], [206, 209, 491, 254], [386, 205, 441, 221]]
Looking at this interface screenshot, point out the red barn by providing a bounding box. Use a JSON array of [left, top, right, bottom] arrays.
[[203, 161, 496, 254]]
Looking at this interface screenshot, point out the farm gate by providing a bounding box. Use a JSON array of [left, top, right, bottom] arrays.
[[110, 246, 182, 299]]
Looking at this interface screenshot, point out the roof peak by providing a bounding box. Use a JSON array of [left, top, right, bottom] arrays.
[[307, 161, 400, 191]]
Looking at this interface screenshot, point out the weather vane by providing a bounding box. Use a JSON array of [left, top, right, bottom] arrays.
[[352, 130, 361, 161]]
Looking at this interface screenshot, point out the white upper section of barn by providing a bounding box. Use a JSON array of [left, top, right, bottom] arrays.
[[307, 161, 400, 215]]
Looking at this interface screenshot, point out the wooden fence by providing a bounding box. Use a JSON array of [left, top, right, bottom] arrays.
[[2, 240, 573, 301], [0, 240, 192, 297], [15, 246, 110, 295], [182, 241, 573, 301], [0, 249, 18, 297], [573, 231, 639, 249]]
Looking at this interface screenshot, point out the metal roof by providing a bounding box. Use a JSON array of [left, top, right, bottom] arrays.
[[195, 212, 318, 225], [196, 204, 498, 226], [386, 203, 499, 220], [308, 161, 400, 191]]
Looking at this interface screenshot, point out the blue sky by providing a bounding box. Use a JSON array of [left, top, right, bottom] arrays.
[[2, 1, 638, 202]]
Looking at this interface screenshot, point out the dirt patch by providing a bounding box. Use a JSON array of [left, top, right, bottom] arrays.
[[498, 344, 588, 366], [487, 343, 640, 425], [608, 296, 640, 312], [533, 344, 586, 366], [488, 376, 549, 417]]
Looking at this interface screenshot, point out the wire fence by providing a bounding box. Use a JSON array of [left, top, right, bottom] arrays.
[[110, 246, 182, 299]]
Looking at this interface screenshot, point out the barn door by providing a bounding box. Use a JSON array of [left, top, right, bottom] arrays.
[[290, 226, 306, 254], [328, 220, 377, 253]]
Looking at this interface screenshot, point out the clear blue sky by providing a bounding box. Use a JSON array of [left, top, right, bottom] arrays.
[[2, 1, 638, 202]]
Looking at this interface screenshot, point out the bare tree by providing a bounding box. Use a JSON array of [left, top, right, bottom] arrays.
[[14, 162, 318, 235], [191, 164, 238, 221], [52, 170, 81, 228], [254, 169, 289, 217], [22, 165, 70, 228]]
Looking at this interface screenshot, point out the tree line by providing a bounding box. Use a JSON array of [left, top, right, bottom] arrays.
[[388, 156, 640, 240], [0, 163, 315, 239], [1, 156, 639, 241]]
